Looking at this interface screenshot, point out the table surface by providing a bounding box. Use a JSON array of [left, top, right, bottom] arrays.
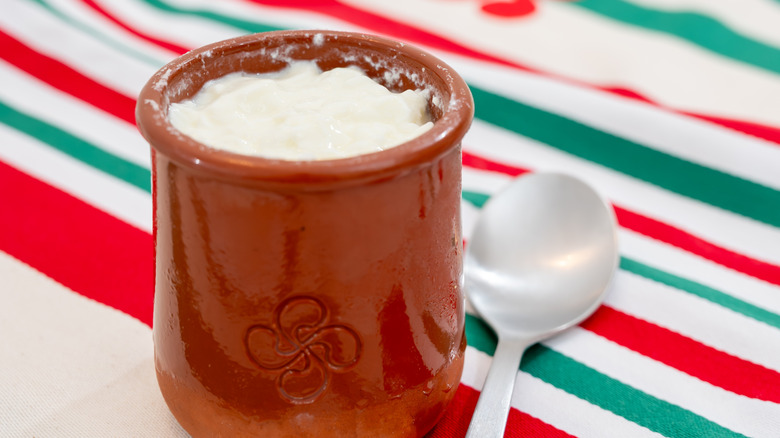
[[2, 1, 780, 437]]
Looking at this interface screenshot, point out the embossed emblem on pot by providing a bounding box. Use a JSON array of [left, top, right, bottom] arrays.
[[245, 296, 362, 403]]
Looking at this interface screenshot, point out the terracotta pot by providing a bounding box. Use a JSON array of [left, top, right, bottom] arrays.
[[136, 30, 474, 438]]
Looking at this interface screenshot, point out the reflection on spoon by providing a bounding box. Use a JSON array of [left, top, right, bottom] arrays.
[[464, 172, 619, 438]]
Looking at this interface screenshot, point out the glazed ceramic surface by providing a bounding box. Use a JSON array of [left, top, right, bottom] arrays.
[[136, 30, 474, 437]]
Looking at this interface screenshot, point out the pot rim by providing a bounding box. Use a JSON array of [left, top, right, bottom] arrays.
[[135, 30, 474, 191]]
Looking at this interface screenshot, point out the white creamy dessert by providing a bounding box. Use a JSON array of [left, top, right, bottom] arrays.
[[168, 61, 434, 160]]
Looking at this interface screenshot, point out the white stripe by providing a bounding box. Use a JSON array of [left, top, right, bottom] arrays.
[[58, 0, 780, 195], [101, 0, 350, 49], [41, 0, 176, 65], [461, 346, 663, 438], [0, 251, 186, 437], [2, 0, 155, 98], [605, 270, 780, 373], [625, 0, 780, 48], [0, 125, 152, 233], [546, 328, 780, 438], [95, 0, 253, 49], [97, 0, 465, 62], [0, 61, 151, 168], [453, 58, 780, 192], [343, 0, 780, 127], [619, 228, 780, 316], [183, 0, 360, 32], [462, 165, 513, 197], [463, 120, 780, 267], [462, 165, 780, 316]]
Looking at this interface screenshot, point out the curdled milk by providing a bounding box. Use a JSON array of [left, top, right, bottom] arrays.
[[168, 62, 434, 160]]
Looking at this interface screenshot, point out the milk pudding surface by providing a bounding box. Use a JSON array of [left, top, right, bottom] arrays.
[[168, 61, 434, 161]]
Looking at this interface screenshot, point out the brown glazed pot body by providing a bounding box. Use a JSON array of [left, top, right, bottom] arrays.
[[136, 30, 474, 438]]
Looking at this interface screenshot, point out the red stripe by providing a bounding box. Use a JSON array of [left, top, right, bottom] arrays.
[[5, 5, 778, 430], [6, 4, 778, 312], [80, 0, 189, 55], [614, 208, 780, 288], [0, 157, 571, 435], [0, 160, 154, 326], [602, 87, 780, 145], [244, 1, 780, 144], [462, 151, 529, 177], [426, 384, 575, 438], [29, 0, 779, 147], [462, 150, 780, 287], [583, 306, 780, 403], [0, 29, 136, 125], [3, 157, 777, 407], [8, 20, 770, 288], [244, 0, 528, 71], [461, 143, 780, 394], [684, 113, 780, 145]]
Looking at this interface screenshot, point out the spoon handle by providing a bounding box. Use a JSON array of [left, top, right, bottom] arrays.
[[465, 336, 529, 438]]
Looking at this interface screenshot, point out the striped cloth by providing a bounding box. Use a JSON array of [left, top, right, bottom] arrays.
[[2, 1, 779, 437]]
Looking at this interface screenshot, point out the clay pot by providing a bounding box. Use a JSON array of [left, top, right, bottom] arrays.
[[136, 30, 474, 438]]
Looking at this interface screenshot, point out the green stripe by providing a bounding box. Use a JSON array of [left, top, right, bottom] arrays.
[[620, 257, 780, 330], [3, 102, 748, 438], [31, 0, 167, 68], [572, 0, 780, 75], [142, 0, 282, 34], [462, 189, 780, 326], [140, 0, 780, 230], [462, 190, 490, 209], [0, 101, 151, 192], [461, 190, 489, 209], [465, 314, 748, 438], [470, 86, 780, 228], [136, 0, 780, 230], [10, 4, 771, 434], [6, 96, 772, 331]]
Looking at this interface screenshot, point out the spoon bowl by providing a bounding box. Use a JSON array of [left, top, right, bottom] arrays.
[[464, 172, 618, 437]]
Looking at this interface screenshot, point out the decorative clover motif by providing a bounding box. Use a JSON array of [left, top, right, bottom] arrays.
[[244, 296, 362, 403]]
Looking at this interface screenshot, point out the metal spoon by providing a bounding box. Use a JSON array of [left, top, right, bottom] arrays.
[[464, 172, 619, 438]]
